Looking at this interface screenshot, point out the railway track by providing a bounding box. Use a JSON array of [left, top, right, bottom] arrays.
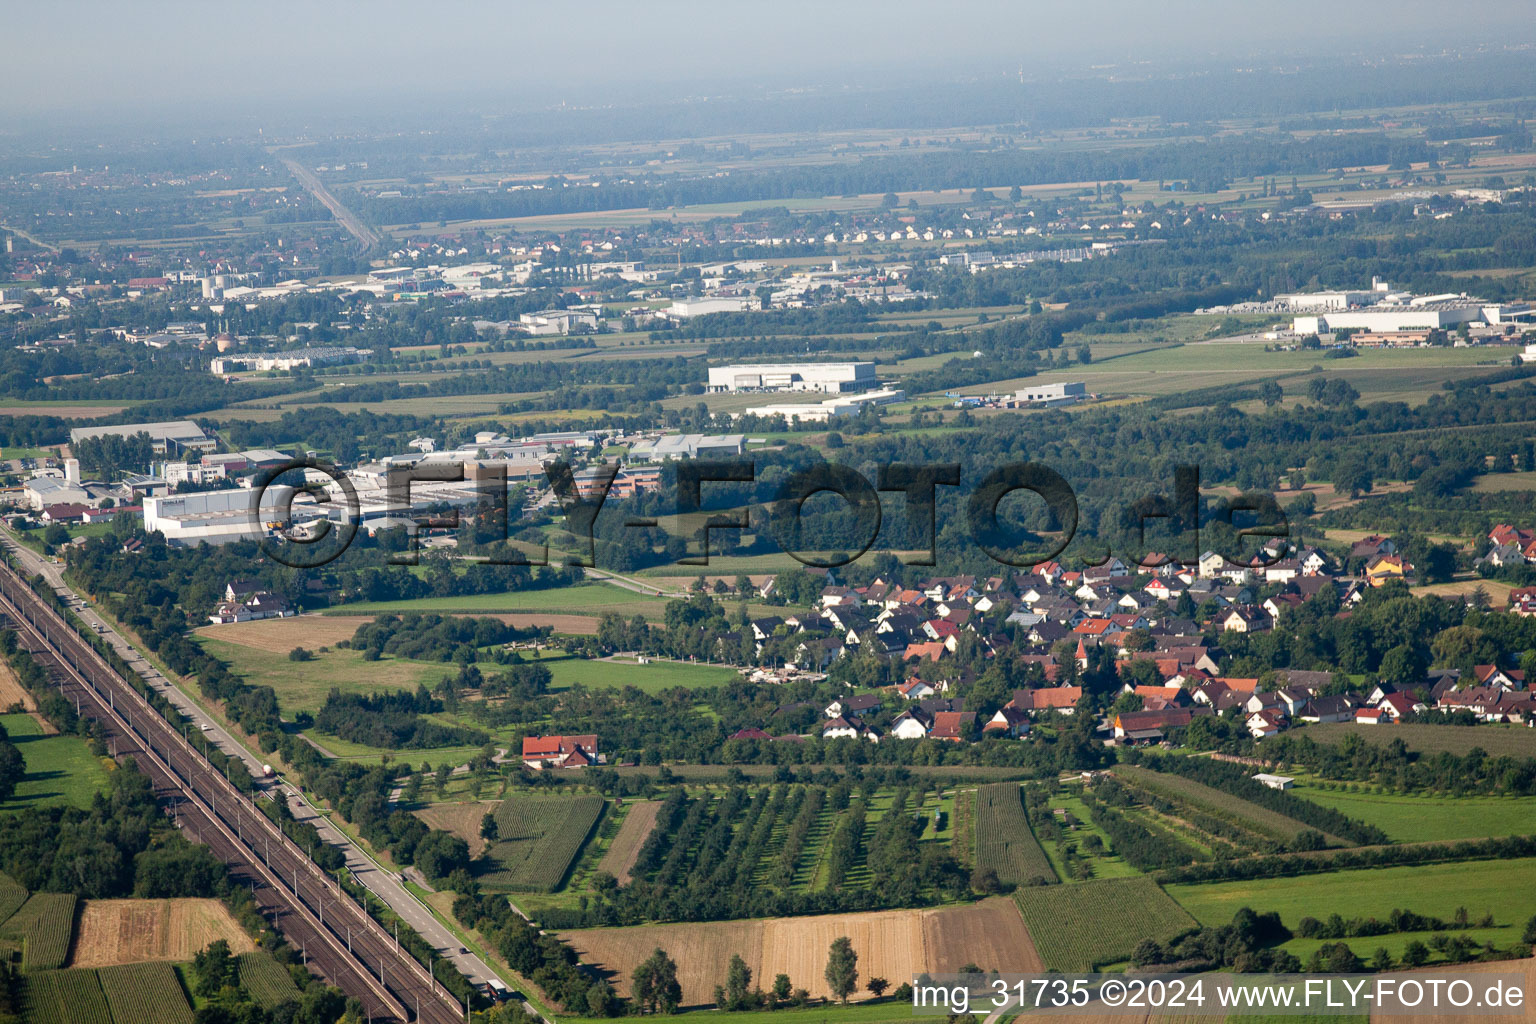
[[0, 566, 470, 1024]]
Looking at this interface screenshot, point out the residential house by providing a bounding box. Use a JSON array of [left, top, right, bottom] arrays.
[[982, 706, 1032, 738], [890, 709, 931, 740], [929, 711, 976, 742], [824, 694, 882, 719], [522, 734, 603, 769]]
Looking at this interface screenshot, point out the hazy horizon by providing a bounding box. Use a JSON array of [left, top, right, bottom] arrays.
[[5, 0, 1536, 130]]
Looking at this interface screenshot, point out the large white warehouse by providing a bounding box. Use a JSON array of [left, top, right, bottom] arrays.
[[144, 487, 298, 545], [706, 362, 876, 394]]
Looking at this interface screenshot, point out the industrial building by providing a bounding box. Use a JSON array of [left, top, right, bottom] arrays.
[[1012, 381, 1087, 406], [742, 388, 906, 423], [1294, 301, 1490, 335], [628, 434, 747, 462], [143, 487, 298, 545], [69, 420, 216, 455], [209, 346, 368, 374], [707, 362, 877, 394], [668, 296, 758, 318]]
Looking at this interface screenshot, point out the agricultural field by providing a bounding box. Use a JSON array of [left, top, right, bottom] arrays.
[[97, 961, 195, 1024], [68, 898, 255, 967], [482, 794, 606, 891], [1112, 765, 1338, 846], [0, 657, 36, 711], [195, 635, 449, 714], [1038, 791, 1141, 882], [196, 614, 375, 651], [561, 897, 1038, 1007], [614, 783, 960, 906], [596, 800, 661, 885], [337, 581, 681, 618], [1371, 957, 1536, 1024], [0, 892, 77, 971], [973, 784, 1056, 886], [0, 871, 27, 928], [0, 712, 112, 811], [1014, 877, 1197, 972], [200, 631, 730, 718], [544, 654, 737, 694], [21, 968, 112, 1024], [1288, 785, 1536, 844], [1168, 857, 1536, 965], [1302, 722, 1536, 759], [413, 800, 501, 857], [237, 950, 303, 1009], [952, 341, 1511, 404]]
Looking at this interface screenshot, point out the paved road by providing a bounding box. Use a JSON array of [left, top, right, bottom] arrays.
[[281, 157, 381, 249], [0, 530, 509, 997]]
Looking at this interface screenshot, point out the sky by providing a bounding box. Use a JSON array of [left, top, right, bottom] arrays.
[[3, 0, 1534, 123]]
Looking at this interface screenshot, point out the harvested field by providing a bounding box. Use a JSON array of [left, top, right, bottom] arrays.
[[486, 613, 599, 635], [561, 898, 1038, 1007], [0, 403, 130, 419], [414, 800, 500, 857], [195, 615, 374, 651], [597, 800, 660, 885], [0, 658, 36, 712], [1371, 957, 1534, 1024], [199, 611, 598, 650], [67, 898, 255, 967]]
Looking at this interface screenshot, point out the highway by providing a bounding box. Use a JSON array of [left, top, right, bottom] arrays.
[[0, 559, 472, 1024], [281, 157, 382, 249], [0, 529, 510, 996]]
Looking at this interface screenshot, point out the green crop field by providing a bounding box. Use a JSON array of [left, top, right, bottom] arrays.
[[4, 892, 78, 971], [545, 655, 737, 694], [0, 871, 27, 928], [974, 784, 1056, 886], [1014, 876, 1196, 971], [1169, 856, 1536, 963], [21, 969, 112, 1024], [0, 713, 112, 812], [483, 794, 606, 891], [98, 962, 195, 1024], [1288, 784, 1536, 843], [1300, 722, 1536, 759], [1113, 765, 1332, 845], [237, 951, 301, 1009]]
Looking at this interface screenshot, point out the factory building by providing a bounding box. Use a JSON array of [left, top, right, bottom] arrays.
[[668, 296, 758, 318], [1294, 301, 1489, 335], [69, 420, 216, 455], [1012, 381, 1087, 406], [628, 434, 747, 462], [707, 362, 877, 394], [143, 487, 298, 545], [742, 388, 906, 423]]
